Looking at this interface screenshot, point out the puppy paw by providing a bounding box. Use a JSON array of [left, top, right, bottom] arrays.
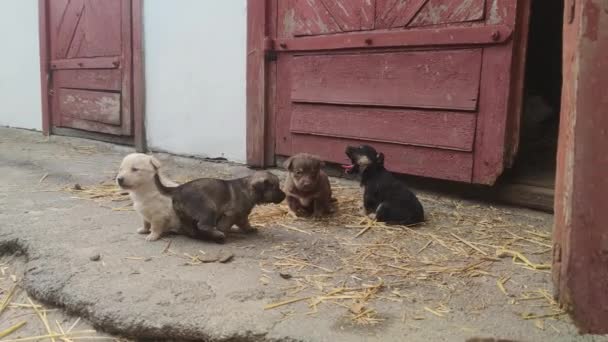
[[145, 232, 162, 241], [211, 231, 227, 244], [312, 211, 326, 218], [137, 227, 150, 234], [294, 208, 311, 217], [240, 226, 259, 234], [367, 213, 377, 220]]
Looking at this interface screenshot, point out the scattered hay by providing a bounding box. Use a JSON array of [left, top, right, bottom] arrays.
[[58, 173, 560, 329], [0, 262, 123, 341], [0, 321, 26, 339], [254, 188, 558, 326], [63, 182, 133, 210]]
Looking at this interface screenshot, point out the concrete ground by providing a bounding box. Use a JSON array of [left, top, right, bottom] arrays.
[[0, 127, 606, 342]]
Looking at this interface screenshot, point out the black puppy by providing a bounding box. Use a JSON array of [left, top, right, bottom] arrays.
[[343, 145, 424, 225]]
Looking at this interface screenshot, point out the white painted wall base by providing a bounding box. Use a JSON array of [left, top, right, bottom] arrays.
[[144, 1, 248, 163], [0, 0, 43, 131]]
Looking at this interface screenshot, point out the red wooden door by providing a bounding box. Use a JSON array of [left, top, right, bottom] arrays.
[[271, 0, 529, 184], [46, 0, 132, 136]]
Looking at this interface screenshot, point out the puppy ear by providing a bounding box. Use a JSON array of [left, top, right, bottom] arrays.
[[149, 156, 161, 170], [377, 153, 385, 165], [283, 156, 294, 171], [314, 159, 325, 169], [250, 178, 269, 199]]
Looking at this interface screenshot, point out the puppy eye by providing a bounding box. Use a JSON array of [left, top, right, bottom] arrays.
[[131, 167, 139, 172]]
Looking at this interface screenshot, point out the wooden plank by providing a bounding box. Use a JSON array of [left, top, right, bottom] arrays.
[[289, 135, 473, 182], [132, 0, 147, 152], [39, 0, 51, 135], [53, 69, 121, 91], [409, 0, 486, 27], [290, 104, 476, 151], [76, 0, 122, 58], [58, 89, 121, 125], [54, 0, 85, 59], [291, 49, 483, 111], [119, 0, 133, 136], [471, 1, 518, 184], [553, 0, 608, 333], [54, 118, 123, 136], [50, 57, 120, 70], [264, 0, 279, 166], [246, 0, 268, 167], [274, 25, 513, 51], [288, 0, 342, 37], [504, 0, 532, 167], [275, 54, 293, 156], [47, 0, 69, 59], [318, 0, 375, 32], [375, 0, 428, 29], [495, 184, 554, 213]]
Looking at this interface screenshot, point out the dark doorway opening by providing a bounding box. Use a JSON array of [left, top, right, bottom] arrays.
[[506, 0, 564, 200]]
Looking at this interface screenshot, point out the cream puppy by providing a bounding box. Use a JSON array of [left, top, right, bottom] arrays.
[[116, 153, 180, 241]]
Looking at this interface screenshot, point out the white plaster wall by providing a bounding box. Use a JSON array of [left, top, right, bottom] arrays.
[[0, 0, 42, 131], [144, 1, 247, 162]]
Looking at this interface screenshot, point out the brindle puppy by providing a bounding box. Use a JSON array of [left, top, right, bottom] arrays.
[[283, 153, 333, 217], [154, 167, 285, 243]]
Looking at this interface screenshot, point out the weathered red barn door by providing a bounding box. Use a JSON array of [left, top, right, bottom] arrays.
[[44, 0, 133, 137], [256, 0, 530, 184], [553, 0, 608, 333]]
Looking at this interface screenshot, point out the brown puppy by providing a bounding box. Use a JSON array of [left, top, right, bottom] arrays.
[[283, 153, 333, 217], [154, 168, 285, 243]]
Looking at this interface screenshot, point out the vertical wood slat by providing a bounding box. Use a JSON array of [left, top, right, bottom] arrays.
[[553, 0, 608, 333], [39, 0, 51, 134], [120, 0, 133, 136], [471, 1, 519, 184], [246, 0, 268, 167], [132, 0, 146, 151]]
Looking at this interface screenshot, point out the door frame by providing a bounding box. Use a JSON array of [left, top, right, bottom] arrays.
[[552, 0, 608, 333], [38, 0, 147, 152], [246, 0, 276, 167]]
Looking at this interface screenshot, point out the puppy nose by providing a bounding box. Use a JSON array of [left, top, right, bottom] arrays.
[[116, 176, 124, 185]]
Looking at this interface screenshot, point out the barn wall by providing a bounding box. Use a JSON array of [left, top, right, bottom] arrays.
[[0, 0, 43, 131], [144, 1, 247, 162]]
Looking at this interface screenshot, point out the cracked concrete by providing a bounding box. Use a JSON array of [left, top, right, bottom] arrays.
[[0, 127, 607, 342]]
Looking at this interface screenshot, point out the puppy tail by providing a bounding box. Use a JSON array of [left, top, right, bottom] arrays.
[[150, 161, 175, 196]]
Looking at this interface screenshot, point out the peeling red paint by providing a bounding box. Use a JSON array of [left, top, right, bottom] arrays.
[[583, 1, 600, 40], [555, 0, 608, 334]]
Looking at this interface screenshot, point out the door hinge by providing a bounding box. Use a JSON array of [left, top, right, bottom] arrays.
[[554, 243, 562, 263], [265, 50, 277, 62], [48, 89, 55, 96], [264, 37, 276, 61]]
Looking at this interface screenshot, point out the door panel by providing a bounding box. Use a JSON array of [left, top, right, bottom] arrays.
[[291, 135, 474, 182], [47, 0, 132, 136], [273, 0, 529, 184], [409, 0, 486, 28], [375, 0, 429, 29], [58, 89, 121, 125], [291, 49, 482, 110], [290, 104, 477, 151]]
